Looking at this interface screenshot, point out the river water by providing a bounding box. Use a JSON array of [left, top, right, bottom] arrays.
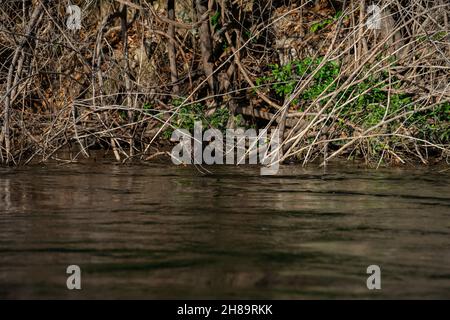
[[0, 163, 449, 299]]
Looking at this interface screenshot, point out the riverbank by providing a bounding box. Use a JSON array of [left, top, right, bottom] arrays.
[[7, 147, 448, 171], [1, 1, 448, 166]]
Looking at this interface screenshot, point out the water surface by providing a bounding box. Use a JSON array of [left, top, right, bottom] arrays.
[[0, 163, 449, 299]]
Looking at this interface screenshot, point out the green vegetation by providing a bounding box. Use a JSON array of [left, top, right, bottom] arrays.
[[337, 72, 449, 142], [2, 1, 448, 165], [158, 98, 231, 139], [257, 55, 449, 161], [256, 57, 340, 108], [310, 11, 343, 33]]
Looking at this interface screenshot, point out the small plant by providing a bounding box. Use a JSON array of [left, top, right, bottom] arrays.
[[210, 10, 221, 29], [256, 57, 341, 108], [208, 107, 230, 129], [310, 11, 342, 33], [158, 98, 231, 140], [407, 102, 450, 143], [298, 57, 340, 104], [336, 70, 449, 146]]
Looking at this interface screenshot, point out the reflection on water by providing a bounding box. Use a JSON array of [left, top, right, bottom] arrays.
[[0, 163, 449, 299]]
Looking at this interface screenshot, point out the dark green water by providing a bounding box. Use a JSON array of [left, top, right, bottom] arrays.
[[0, 163, 449, 299]]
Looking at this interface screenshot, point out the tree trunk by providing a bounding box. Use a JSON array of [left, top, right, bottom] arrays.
[[195, 0, 216, 95], [167, 0, 179, 94]]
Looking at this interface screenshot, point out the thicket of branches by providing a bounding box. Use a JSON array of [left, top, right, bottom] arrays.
[[0, 0, 449, 166]]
